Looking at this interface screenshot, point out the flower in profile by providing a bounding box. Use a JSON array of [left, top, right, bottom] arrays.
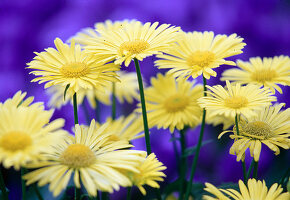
[[0, 98, 66, 170], [85, 20, 180, 66], [155, 31, 246, 80], [27, 38, 120, 93], [221, 56, 290, 94], [198, 81, 276, 119], [128, 153, 166, 195], [23, 119, 146, 197], [140, 73, 203, 132], [203, 179, 290, 200], [219, 103, 290, 161]]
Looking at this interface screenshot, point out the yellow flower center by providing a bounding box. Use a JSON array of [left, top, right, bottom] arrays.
[[187, 51, 215, 68], [164, 94, 189, 112], [119, 40, 150, 55], [60, 62, 90, 78], [0, 131, 32, 152], [59, 144, 96, 168], [224, 96, 248, 109], [242, 121, 272, 139], [251, 69, 277, 83]]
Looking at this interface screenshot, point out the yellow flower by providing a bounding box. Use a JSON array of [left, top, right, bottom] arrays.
[[219, 103, 290, 161], [140, 73, 203, 133], [0, 90, 35, 108], [85, 20, 180, 66], [206, 112, 234, 130], [203, 179, 290, 200], [129, 153, 166, 195], [0, 97, 66, 170], [23, 119, 146, 197], [155, 31, 246, 79], [221, 56, 290, 94], [27, 38, 120, 93], [198, 81, 276, 119]]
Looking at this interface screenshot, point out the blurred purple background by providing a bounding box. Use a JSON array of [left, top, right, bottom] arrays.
[[1, 0, 289, 199]]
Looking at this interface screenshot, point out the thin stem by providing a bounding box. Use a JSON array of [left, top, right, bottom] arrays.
[[73, 93, 79, 124], [253, 161, 258, 179], [179, 129, 187, 200], [33, 184, 44, 200], [94, 98, 100, 123], [126, 187, 132, 200], [279, 167, 290, 185], [246, 159, 255, 180], [75, 188, 81, 200], [21, 168, 27, 200], [0, 169, 8, 200], [184, 76, 207, 200], [133, 58, 152, 155], [101, 192, 109, 200], [111, 82, 116, 120]]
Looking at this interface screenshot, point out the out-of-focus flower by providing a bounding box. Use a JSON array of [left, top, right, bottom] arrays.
[[221, 56, 290, 94], [155, 31, 246, 79], [219, 103, 290, 161], [0, 90, 36, 108], [206, 112, 234, 130], [139, 73, 203, 133], [198, 81, 276, 119], [203, 179, 290, 200]]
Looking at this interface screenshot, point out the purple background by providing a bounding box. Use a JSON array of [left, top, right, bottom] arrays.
[[0, 0, 289, 199]]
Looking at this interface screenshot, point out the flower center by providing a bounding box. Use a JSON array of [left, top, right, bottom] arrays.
[[60, 62, 90, 78], [187, 51, 215, 68], [224, 96, 248, 109], [59, 144, 96, 168], [164, 94, 189, 112], [119, 40, 150, 55], [251, 69, 277, 83], [243, 121, 272, 139], [0, 131, 32, 152]]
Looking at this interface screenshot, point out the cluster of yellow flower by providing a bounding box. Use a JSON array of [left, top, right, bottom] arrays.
[[0, 19, 289, 199]]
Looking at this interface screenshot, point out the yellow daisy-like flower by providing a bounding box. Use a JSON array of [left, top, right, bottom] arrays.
[[0, 90, 35, 108], [129, 153, 166, 195], [155, 31, 246, 79], [27, 38, 120, 93], [221, 56, 290, 94], [203, 179, 290, 200], [219, 103, 290, 162], [206, 112, 234, 130], [0, 102, 66, 170], [85, 20, 180, 66], [140, 73, 203, 133], [198, 81, 276, 119], [23, 119, 146, 197]]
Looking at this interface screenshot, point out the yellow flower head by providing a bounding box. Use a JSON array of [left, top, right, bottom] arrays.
[[219, 103, 290, 162], [129, 153, 166, 195], [140, 73, 203, 133], [27, 38, 120, 93], [155, 31, 246, 79], [221, 56, 290, 94], [23, 119, 146, 197], [0, 90, 35, 108], [198, 81, 276, 119], [206, 112, 235, 130], [203, 179, 290, 200], [0, 94, 66, 170], [85, 20, 180, 66]]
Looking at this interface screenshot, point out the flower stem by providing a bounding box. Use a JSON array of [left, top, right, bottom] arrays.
[[21, 168, 27, 200], [73, 93, 79, 124], [126, 187, 132, 200], [112, 82, 116, 120], [33, 184, 44, 200], [133, 58, 152, 155], [75, 188, 81, 200], [94, 98, 100, 123], [179, 129, 187, 200], [253, 161, 258, 179], [0, 169, 8, 200], [184, 75, 207, 200], [101, 192, 109, 200], [246, 159, 255, 180]]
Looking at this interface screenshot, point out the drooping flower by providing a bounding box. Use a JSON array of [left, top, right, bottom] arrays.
[[139, 73, 203, 132], [27, 38, 120, 93], [198, 81, 276, 119], [221, 56, 290, 94], [23, 119, 146, 197], [155, 31, 246, 79], [203, 179, 290, 200], [85, 20, 180, 66], [219, 103, 290, 161]]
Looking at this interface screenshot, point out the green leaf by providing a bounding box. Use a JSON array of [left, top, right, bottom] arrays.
[[182, 140, 213, 157], [63, 84, 70, 101]]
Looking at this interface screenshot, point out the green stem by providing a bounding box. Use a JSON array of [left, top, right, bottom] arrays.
[[112, 82, 116, 120], [33, 184, 44, 200], [101, 192, 109, 200], [253, 161, 258, 179], [0, 169, 8, 200], [133, 58, 152, 155], [184, 76, 207, 200], [279, 167, 290, 185], [21, 168, 27, 200], [246, 159, 255, 180], [73, 93, 79, 124], [179, 129, 187, 200], [126, 187, 132, 200], [75, 188, 81, 200], [94, 98, 100, 123]]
